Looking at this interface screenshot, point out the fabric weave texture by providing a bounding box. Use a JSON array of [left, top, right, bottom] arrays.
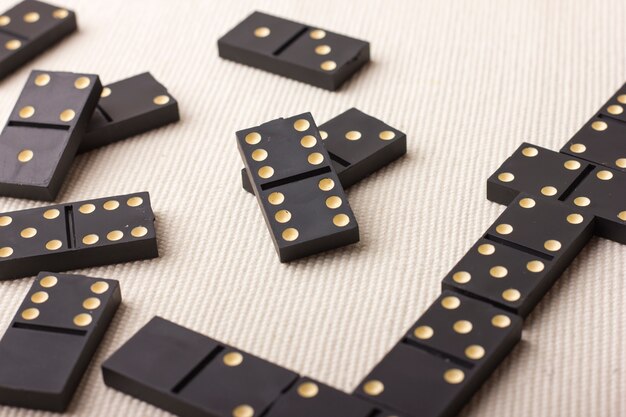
[[0, 0, 624, 416]]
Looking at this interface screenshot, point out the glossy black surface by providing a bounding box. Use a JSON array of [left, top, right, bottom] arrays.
[[0, 191, 158, 279]]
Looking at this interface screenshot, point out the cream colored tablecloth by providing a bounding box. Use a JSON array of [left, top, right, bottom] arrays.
[[0, 0, 624, 416]]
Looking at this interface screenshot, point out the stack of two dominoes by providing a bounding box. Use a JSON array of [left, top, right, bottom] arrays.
[[219, 12, 407, 262], [0, 0, 180, 202]]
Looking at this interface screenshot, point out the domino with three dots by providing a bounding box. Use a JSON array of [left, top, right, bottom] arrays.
[[237, 113, 359, 262], [0, 272, 121, 411], [81, 72, 180, 153], [0, 0, 76, 81], [0, 191, 158, 280], [0, 70, 102, 200], [102, 316, 384, 417], [218, 12, 370, 91], [241, 108, 407, 193], [355, 292, 522, 417]]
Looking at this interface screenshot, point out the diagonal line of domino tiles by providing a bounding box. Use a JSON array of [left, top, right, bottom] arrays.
[[101, 83, 625, 417]]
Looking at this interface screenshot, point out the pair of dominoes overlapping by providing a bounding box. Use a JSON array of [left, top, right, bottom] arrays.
[[219, 12, 402, 262], [95, 87, 626, 417], [0, 1, 180, 201], [0, 0, 182, 280], [236, 109, 407, 262]]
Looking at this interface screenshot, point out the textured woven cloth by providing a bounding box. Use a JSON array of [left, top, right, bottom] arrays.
[[0, 0, 624, 416]]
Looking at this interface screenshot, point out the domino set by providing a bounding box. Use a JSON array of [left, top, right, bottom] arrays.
[[96, 81, 626, 417], [0, 1, 623, 416]]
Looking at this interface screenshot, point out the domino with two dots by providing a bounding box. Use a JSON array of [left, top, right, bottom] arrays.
[[219, 12, 370, 91], [0, 0, 76, 81], [237, 113, 359, 262], [0, 271, 121, 411], [241, 108, 407, 193]]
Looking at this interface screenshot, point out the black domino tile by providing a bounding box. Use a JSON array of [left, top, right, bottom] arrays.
[[560, 115, 626, 173], [403, 292, 522, 366], [102, 317, 221, 417], [0, 272, 120, 411], [218, 12, 369, 91], [484, 193, 594, 261], [356, 293, 521, 417], [103, 316, 299, 417], [241, 108, 407, 193], [441, 238, 560, 317], [81, 72, 180, 153], [237, 113, 358, 262], [487, 142, 591, 206], [0, 1, 76, 81], [0, 70, 101, 200], [0, 191, 158, 280], [563, 166, 626, 244], [264, 377, 375, 417], [177, 347, 298, 417]]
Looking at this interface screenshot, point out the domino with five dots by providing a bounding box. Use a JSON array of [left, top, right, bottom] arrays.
[[237, 113, 359, 262], [355, 292, 522, 417], [442, 193, 595, 317], [218, 11, 370, 91], [0, 0, 76, 81], [241, 108, 407, 193], [0, 70, 101, 200], [487, 143, 592, 206], [0, 191, 158, 280], [81, 72, 180, 153], [0, 272, 121, 411]]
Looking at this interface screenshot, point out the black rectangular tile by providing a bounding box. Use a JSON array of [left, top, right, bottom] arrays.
[[487, 143, 591, 206], [81, 72, 180, 153], [102, 316, 299, 417], [177, 347, 298, 417], [403, 292, 522, 366], [484, 193, 594, 260], [355, 293, 521, 417], [0, 272, 120, 411], [218, 11, 369, 91], [237, 113, 359, 262], [0, 1, 76, 81], [241, 108, 406, 193], [562, 166, 626, 244], [442, 238, 560, 317], [0, 70, 101, 200], [0, 191, 158, 280]]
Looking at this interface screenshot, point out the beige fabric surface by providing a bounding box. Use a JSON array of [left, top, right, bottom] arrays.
[[0, 0, 624, 416]]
